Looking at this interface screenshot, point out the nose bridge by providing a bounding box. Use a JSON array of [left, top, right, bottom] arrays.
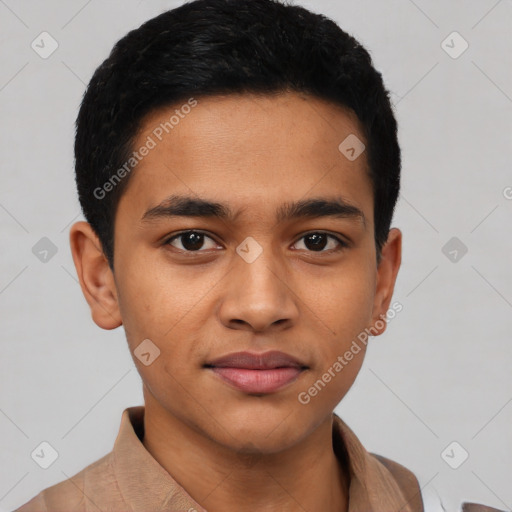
[[219, 235, 298, 331], [236, 235, 286, 297]]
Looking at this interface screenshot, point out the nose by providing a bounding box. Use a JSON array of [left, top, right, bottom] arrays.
[[218, 243, 299, 333]]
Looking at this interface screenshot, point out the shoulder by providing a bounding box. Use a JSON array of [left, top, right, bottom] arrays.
[[370, 452, 424, 512], [13, 452, 120, 512], [368, 455, 507, 512], [461, 503, 508, 512]]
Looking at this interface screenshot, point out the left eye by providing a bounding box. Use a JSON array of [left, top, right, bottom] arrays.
[[292, 232, 346, 252]]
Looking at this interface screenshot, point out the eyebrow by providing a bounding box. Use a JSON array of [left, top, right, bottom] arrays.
[[141, 194, 366, 227]]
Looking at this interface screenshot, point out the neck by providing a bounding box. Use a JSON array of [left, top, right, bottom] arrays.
[[141, 394, 350, 512]]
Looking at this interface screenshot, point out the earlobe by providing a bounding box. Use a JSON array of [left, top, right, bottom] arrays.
[[370, 228, 402, 336], [69, 221, 122, 330]]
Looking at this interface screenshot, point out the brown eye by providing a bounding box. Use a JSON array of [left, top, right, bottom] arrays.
[[165, 231, 219, 252], [293, 232, 346, 252]]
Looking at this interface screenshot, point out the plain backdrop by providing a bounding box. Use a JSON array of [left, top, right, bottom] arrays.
[[1, 0, 511, 510]]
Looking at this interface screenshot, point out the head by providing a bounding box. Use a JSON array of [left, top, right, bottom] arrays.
[[70, 0, 402, 454]]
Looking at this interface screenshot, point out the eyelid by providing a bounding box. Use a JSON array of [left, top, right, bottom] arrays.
[[291, 231, 349, 252], [163, 230, 221, 248], [163, 229, 349, 253]]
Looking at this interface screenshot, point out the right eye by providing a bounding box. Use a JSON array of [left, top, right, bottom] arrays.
[[163, 230, 222, 252]]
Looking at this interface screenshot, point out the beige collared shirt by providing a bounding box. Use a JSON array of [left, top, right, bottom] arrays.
[[12, 406, 499, 512]]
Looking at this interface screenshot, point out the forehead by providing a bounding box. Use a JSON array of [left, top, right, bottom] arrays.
[[117, 91, 373, 226]]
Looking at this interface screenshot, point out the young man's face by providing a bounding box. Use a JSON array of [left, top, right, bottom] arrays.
[[72, 91, 401, 454]]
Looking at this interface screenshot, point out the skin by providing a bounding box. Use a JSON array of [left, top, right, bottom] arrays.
[[70, 91, 401, 512]]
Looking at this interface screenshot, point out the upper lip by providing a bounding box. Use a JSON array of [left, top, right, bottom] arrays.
[[205, 350, 308, 370]]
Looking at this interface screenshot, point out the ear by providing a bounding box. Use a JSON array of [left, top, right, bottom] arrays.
[[370, 228, 402, 336], [69, 221, 122, 330]]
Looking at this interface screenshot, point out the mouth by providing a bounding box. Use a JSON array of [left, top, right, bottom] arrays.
[[204, 350, 309, 394]]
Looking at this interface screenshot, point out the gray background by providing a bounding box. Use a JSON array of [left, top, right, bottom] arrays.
[[1, 0, 511, 510]]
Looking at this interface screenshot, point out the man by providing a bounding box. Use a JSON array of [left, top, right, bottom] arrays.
[[14, 0, 504, 510]]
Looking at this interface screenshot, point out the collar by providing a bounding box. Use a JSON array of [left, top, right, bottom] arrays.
[[112, 406, 414, 512], [332, 413, 415, 512]]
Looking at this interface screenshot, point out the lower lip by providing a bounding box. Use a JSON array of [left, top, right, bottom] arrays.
[[210, 367, 304, 394]]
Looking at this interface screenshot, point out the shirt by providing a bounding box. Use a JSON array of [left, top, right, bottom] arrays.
[[13, 406, 502, 512]]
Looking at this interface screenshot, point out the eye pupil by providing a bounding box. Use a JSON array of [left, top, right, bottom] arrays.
[[168, 231, 341, 254], [182, 232, 204, 251], [304, 233, 328, 251]]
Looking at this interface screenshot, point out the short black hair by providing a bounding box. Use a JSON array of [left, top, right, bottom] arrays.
[[74, 0, 400, 270]]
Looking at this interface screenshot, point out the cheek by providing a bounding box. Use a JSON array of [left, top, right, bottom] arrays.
[[115, 256, 198, 341], [116, 267, 210, 382], [304, 263, 375, 337], [298, 262, 375, 393]]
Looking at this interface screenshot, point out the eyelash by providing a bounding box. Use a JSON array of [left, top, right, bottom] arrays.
[[163, 230, 348, 254]]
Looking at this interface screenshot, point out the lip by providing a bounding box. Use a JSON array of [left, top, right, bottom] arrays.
[[205, 350, 308, 394]]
